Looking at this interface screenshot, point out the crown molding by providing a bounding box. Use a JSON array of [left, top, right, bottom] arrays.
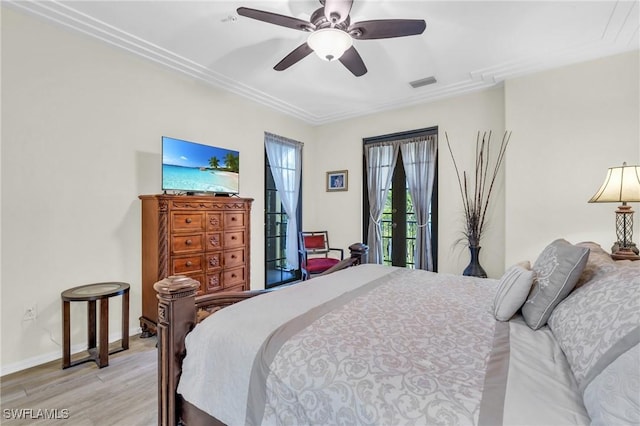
[[6, 0, 638, 126]]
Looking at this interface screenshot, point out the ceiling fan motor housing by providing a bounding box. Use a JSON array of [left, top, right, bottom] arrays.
[[310, 8, 350, 31]]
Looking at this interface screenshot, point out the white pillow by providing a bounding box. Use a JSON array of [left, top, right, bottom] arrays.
[[493, 262, 535, 321]]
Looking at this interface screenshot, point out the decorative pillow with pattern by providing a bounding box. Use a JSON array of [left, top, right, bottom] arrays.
[[521, 239, 589, 330], [548, 262, 640, 391], [493, 262, 535, 321]]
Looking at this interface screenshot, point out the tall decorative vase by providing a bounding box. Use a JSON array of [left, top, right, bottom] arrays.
[[463, 246, 487, 278]]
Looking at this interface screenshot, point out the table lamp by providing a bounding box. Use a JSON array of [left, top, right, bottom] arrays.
[[589, 162, 640, 260]]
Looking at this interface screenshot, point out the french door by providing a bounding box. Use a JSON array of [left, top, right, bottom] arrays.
[[381, 158, 418, 267], [265, 150, 301, 287], [363, 128, 438, 270]]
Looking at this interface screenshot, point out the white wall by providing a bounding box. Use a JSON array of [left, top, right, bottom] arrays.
[[1, 7, 313, 374], [306, 88, 506, 277], [505, 51, 640, 266]]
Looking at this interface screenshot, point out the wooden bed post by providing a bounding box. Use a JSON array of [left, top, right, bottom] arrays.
[[349, 243, 369, 265], [154, 275, 199, 426], [319, 243, 370, 277]]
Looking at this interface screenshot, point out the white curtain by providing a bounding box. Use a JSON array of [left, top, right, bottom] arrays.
[[401, 136, 438, 270], [265, 132, 303, 269], [365, 143, 399, 264]]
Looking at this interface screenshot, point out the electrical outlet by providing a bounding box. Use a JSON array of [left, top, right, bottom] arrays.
[[23, 305, 37, 321]]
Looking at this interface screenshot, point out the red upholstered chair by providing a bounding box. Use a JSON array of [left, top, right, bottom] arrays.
[[299, 231, 344, 280]]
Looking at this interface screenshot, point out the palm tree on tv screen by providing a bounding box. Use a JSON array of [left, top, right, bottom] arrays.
[[224, 152, 239, 173], [209, 157, 220, 169]]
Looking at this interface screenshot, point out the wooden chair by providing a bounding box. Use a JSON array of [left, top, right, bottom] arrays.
[[298, 231, 344, 280]]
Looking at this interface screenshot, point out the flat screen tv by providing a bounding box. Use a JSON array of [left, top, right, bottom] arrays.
[[162, 136, 239, 195]]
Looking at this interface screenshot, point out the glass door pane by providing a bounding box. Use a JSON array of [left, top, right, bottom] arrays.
[[405, 190, 417, 268], [265, 152, 300, 287], [379, 155, 420, 269]]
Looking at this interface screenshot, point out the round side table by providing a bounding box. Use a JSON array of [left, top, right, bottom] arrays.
[[61, 282, 130, 369]]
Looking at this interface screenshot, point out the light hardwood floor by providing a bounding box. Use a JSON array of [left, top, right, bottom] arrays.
[[1, 335, 158, 425]]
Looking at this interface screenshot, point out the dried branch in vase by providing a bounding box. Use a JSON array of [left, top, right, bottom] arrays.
[[446, 130, 511, 248]]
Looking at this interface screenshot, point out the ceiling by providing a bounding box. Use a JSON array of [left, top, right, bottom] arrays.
[[7, 0, 640, 125]]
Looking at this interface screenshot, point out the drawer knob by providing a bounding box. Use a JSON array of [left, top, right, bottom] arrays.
[[232, 217, 237, 221], [185, 218, 192, 224], [186, 239, 192, 245], [231, 273, 237, 278], [186, 261, 193, 267], [231, 236, 237, 240], [231, 254, 236, 259]]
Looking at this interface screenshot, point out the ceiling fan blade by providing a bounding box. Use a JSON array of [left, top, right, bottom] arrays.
[[339, 46, 367, 77], [348, 19, 426, 40], [237, 7, 314, 32], [323, 0, 353, 25], [274, 43, 314, 71]]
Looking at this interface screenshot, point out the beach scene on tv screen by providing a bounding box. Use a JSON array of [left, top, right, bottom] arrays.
[[162, 137, 239, 193]]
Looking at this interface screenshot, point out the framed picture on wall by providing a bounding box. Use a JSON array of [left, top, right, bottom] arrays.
[[326, 170, 348, 192]]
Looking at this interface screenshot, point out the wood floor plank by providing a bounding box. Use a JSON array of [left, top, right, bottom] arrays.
[[1, 335, 158, 425]]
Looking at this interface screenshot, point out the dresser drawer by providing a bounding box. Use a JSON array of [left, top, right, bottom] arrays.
[[224, 248, 245, 268], [224, 231, 245, 248], [206, 232, 223, 251], [206, 252, 222, 270], [205, 272, 223, 292], [224, 284, 245, 293], [223, 267, 245, 288], [171, 212, 204, 232], [207, 212, 223, 231], [224, 212, 245, 229], [172, 255, 203, 274], [171, 233, 204, 254]]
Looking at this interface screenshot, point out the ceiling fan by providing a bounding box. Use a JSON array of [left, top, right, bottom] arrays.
[[237, 0, 426, 77]]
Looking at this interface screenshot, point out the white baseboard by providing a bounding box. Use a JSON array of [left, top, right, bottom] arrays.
[[0, 327, 143, 377]]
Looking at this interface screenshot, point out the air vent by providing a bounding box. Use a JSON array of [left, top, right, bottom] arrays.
[[409, 76, 437, 89]]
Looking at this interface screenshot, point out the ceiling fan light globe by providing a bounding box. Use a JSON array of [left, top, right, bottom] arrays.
[[307, 28, 352, 61]]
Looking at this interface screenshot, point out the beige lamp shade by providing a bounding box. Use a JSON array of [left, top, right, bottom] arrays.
[[589, 163, 640, 203]]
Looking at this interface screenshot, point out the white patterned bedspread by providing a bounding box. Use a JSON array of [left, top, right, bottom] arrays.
[[178, 264, 588, 425]]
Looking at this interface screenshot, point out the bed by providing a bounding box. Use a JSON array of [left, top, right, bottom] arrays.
[[154, 240, 639, 426]]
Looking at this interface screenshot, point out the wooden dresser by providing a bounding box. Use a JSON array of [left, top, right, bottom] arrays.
[[139, 194, 252, 335]]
